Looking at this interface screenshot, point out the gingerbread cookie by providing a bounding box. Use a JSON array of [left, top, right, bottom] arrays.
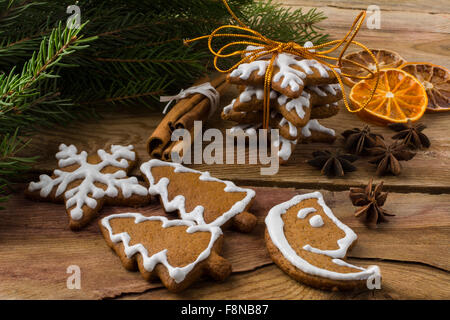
[[228, 123, 262, 138], [310, 102, 340, 120], [307, 84, 342, 106], [221, 100, 261, 124], [26, 144, 150, 230], [270, 111, 301, 141], [265, 192, 381, 291], [300, 119, 337, 144], [272, 134, 299, 165], [274, 91, 312, 127], [227, 52, 337, 98], [231, 86, 278, 112], [140, 159, 257, 232], [100, 213, 231, 292], [227, 124, 299, 165], [233, 84, 340, 114], [231, 86, 339, 127]]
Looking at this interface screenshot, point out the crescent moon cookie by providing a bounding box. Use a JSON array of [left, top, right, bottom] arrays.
[[100, 213, 231, 292], [26, 144, 150, 230], [265, 192, 381, 291], [140, 159, 257, 233]]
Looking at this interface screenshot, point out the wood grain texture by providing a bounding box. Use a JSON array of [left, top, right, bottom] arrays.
[[3, 0, 450, 300], [21, 96, 450, 193], [276, 0, 450, 14], [0, 186, 448, 299], [119, 263, 450, 300]]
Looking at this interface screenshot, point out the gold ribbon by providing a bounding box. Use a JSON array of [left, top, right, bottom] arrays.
[[184, 0, 379, 129]]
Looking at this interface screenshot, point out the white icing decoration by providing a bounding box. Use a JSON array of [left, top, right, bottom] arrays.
[[140, 159, 255, 226], [301, 119, 335, 138], [303, 41, 315, 52], [222, 99, 235, 115], [297, 207, 317, 219], [309, 215, 324, 228], [28, 144, 148, 221], [309, 84, 340, 97], [101, 213, 222, 284], [277, 91, 311, 120], [231, 48, 332, 94], [271, 111, 298, 138], [273, 135, 297, 161], [230, 60, 268, 80], [243, 45, 270, 59], [272, 53, 306, 91], [239, 86, 277, 103], [279, 117, 298, 137], [229, 123, 261, 137], [265, 191, 381, 281]]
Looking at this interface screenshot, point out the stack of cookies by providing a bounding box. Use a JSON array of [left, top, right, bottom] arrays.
[[221, 43, 343, 164]]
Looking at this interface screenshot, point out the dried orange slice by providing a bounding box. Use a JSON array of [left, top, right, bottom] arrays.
[[341, 49, 406, 87], [400, 62, 450, 112], [350, 68, 428, 125]]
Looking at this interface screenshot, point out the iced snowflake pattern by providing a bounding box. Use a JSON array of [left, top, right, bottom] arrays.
[[28, 144, 148, 220]]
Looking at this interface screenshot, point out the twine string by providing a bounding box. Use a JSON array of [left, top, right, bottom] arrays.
[[184, 0, 379, 129]]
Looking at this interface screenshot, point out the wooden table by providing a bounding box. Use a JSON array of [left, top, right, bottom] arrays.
[[1, 1, 449, 300]]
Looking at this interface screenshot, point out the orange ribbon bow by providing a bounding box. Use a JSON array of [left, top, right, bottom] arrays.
[[184, 0, 380, 129]]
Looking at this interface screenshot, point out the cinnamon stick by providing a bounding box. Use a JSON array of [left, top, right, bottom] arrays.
[[162, 126, 196, 161], [174, 81, 229, 129], [167, 74, 226, 130], [147, 74, 226, 158]]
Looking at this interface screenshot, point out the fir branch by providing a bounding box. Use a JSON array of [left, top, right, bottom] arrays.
[[241, 0, 329, 44], [0, 21, 96, 133], [0, 0, 330, 209], [0, 128, 37, 208]]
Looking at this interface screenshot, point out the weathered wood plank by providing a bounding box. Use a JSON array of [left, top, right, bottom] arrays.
[[21, 97, 450, 193], [0, 186, 448, 299], [293, 6, 450, 67], [119, 263, 450, 300], [276, 0, 450, 14]]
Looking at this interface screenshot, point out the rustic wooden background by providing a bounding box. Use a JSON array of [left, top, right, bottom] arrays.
[[1, 0, 449, 300]]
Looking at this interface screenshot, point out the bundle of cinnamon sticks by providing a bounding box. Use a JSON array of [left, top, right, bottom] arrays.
[[147, 74, 228, 161]]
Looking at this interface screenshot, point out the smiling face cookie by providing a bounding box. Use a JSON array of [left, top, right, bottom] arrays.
[[265, 192, 381, 291]]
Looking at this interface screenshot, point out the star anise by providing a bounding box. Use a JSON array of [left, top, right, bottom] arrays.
[[349, 178, 394, 226], [388, 120, 431, 149], [341, 125, 384, 155], [367, 137, 416, 176], [307, 150, 358, 177]]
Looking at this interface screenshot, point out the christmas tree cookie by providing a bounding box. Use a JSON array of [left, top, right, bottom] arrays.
[[140, 159, 257, 232], [100, 213, 231, 292], [26, 144, 150, 230]]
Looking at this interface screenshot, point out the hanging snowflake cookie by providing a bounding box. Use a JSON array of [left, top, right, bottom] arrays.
[[100, 213, 231, 292], [227, 51, 338, 98], [265, 192, 381, 291], [140, 159, 257, 233], [26, 144, 151, 230]]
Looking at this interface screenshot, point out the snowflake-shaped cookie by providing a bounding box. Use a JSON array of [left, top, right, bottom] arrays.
[[228, 47, 337, 98], [26, 144, 150, 230]]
